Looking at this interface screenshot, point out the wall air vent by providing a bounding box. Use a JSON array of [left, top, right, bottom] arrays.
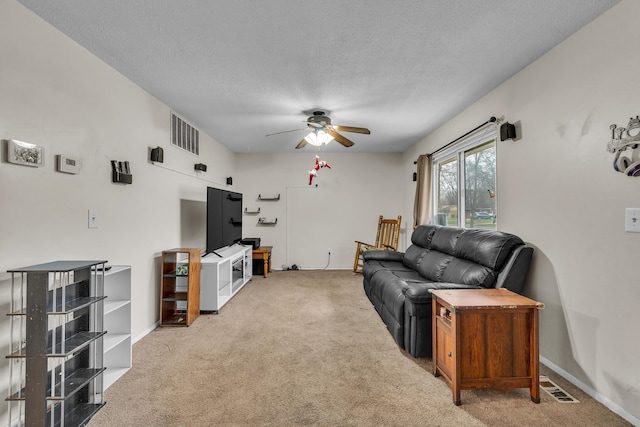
[[171, 112, 200, 155]]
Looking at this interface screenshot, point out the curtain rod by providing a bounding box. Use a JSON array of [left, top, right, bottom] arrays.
[[414, 116, 497, 163]]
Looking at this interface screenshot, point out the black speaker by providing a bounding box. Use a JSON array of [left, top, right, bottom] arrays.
[[150, 147, 164, 163], [226, 177, 233, 185], [500, 122, 516, 141], [194, 163, 207, 172]]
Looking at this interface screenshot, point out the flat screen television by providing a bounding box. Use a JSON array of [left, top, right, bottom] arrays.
[[206, 187, 243, 255]]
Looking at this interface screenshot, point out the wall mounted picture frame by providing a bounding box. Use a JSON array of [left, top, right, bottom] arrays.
[[7, 139, 44, 167]]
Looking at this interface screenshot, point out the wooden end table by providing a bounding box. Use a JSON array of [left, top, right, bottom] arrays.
[[252, 246, 272, 278], [431, 288, 544, 405]]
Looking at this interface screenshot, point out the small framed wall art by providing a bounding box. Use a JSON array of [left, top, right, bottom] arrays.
[[7, 139, 44, 167]]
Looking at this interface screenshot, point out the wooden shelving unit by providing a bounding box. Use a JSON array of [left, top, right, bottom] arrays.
[[160, 248, 201, 326]]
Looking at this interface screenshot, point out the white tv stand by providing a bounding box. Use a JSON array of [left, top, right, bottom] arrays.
[[200, 244, 253, 312]]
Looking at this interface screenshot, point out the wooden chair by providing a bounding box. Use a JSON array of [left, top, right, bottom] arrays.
[[353, 215, 402, 273]]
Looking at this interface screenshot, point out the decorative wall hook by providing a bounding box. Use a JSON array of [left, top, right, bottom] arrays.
[[608, 116, 640, 176]]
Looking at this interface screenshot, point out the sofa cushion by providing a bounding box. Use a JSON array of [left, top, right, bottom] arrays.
[[416, 249, 496, 288], [429, 227, 465, 255], [402, 245, 429, 270], [362, 250, 406, 283], [415, 251, 494, 287], [414, 227, 520, 287], [410, 225, 438, 247], [363, 257, 411, 283], [455, 229, 525, 270], [440, 257, 496, 287]]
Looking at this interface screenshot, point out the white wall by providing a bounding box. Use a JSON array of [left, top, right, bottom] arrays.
[[0, 2, 235, 424], [236, 153, 405, 270], [403, 1, 639, 423]]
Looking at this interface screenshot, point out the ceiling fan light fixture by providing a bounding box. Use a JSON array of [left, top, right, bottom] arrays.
[[304, 129, 334, 146]]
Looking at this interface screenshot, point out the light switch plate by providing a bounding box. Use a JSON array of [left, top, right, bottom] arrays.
[[88, 209, 99, 229], [625, 208, 640, 233]]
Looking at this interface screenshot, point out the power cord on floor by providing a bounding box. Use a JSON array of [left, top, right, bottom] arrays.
[[282, 251, 331, 271], [322, 251, 331, 270]]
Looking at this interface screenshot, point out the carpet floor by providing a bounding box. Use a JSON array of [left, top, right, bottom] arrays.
[[88, 270, 631, 426]]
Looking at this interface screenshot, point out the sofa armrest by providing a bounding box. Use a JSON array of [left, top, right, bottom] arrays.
[[495, 245, 533, 293], [362, 249, 404, 262]]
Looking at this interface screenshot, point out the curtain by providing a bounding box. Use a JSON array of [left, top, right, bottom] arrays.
[[413, 154, 431, 228]]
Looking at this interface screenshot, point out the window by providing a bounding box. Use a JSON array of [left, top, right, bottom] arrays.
[[432, 126, 497, 230]]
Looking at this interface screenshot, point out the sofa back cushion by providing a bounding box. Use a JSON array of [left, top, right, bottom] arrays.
[[455, 229, 525, 270], [413, 226, 524, 288], [410, 225, 437, 247], [402, 245, 427, 270], [416, 251, 496, 287], [430, 227, 464, 253], [402, 225, 437, 270]]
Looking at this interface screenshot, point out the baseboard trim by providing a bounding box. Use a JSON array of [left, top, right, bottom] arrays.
[[541, 356, 639, 426], [133, 321, 159, 344]]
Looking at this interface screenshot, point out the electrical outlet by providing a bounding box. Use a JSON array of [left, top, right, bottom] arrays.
[[625, 208, 640, 233]]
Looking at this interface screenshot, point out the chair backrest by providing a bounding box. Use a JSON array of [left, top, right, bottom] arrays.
[[374, 215, 402, 251]]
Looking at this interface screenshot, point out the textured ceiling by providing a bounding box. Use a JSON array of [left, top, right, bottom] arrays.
[[18, 0, 620, 153]]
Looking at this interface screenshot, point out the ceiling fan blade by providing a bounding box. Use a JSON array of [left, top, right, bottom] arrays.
[[265, 127, 309, 137], [295, 138, 308, 149], [327, 129, 354, 147], [333, 125, 370, 135]]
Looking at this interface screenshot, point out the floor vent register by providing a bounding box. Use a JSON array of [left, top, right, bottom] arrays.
[[540, 376, 580, 403]]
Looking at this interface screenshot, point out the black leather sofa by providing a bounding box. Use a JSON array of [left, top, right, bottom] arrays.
[[362, 224, 533, 358]]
